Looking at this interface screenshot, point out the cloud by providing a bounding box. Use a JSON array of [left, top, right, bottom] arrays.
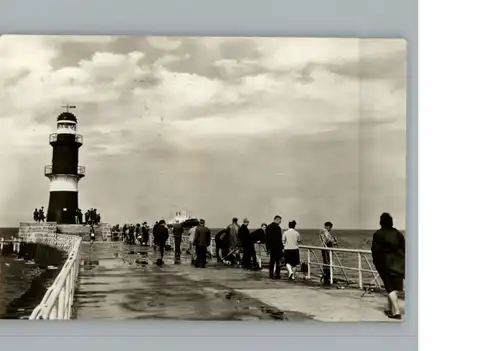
[[0, 35, 406, 229]]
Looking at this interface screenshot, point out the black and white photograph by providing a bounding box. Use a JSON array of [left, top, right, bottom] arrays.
[[0, 35, 406, 322]]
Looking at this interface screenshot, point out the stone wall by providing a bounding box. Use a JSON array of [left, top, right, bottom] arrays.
[[18, 222, 80, 253]]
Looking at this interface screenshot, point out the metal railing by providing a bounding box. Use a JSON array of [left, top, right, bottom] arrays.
[[298, 245, 382, 290], [44, 165, 52, 176], [29, 236, 82, 320], [77, 165, 85, 177], [44, 165, 85, 177], [49, 133, 83, 144], [164, 236, 381, 290]]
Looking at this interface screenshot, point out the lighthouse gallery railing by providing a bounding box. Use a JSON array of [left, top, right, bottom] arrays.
[[29, 236, 82, 320], [49, 133, 83, 144], [44, 165, 86, 177]]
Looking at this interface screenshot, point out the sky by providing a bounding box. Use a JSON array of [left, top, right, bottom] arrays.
[[0, 35, 406, 229]]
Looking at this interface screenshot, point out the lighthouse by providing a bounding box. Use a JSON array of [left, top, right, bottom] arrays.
[[45, 105, 85, 224]]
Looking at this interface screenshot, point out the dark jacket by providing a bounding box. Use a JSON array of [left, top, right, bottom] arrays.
[[371, 228, 405, 278], [193, 226, 211, 247], [238, 225, 251, 247], [215, 229, 227, 243], [173, 223, 183, 238], [265, 222, 283, 252], [250, 228, 266, 244], [153, 224, 169, 246]]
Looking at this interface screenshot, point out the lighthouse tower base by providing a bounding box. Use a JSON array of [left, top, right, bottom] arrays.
[[47, 192, 79, 224], [46, 174, 81, 224]]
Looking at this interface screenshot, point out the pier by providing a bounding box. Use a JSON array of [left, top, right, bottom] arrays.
[[11, 222, 404, 322]]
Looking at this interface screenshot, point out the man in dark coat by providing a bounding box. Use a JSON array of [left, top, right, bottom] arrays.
[[153, 219, 169, 264], [33, 208, 39, 222], [371, 212, 405, 320], [193, 219, 211, 268], [239, 218, 257, 269], [238, 219, 250, 268], [265, 215, 283, 279], [141, 222, 149, 246], [173, 222, 183, 264], [214, 228, 228, 263], [38, 207, 45, 222]]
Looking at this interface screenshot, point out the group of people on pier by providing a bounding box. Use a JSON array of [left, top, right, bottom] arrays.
[[110, 212, 405, 320], [32, 207, 101, 225], [84, 208, 101, 225], [33, 207, 45, 222]]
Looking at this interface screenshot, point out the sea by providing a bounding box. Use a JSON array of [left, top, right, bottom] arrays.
[[0, 226, 383, 319], [0, 227, 65, 319]]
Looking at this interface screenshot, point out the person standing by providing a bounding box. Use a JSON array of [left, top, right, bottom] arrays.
[[319, 221, 338, 284], [78, 209, 83, 224], [250, 223, 267, 270], [282, 220, 301, 280], [371, 213, 405, 320], [265, 215, 283, 279], [238, 218, 254, 269], [89, 224, 96, 244], [152, 221, 159, 250], [33, 208, 39, 222], [38, 207, 45, 222], [142, 222, 149, 247], [153, 220, 169, 265], [173, 222, 183, 264], [226, 217, 240, 266], [214, 228, 227, 263], [193, 219, 211, 268]]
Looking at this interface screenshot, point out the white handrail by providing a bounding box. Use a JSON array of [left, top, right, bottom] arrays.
[[297, 244, 382, 289], [29, 236, 82, 320], [143, 235, 381, 290]]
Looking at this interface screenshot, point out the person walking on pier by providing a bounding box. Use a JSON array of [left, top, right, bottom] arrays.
[[89, 224, 96, 244], [193, 219, 211, 268], [153, 219, 169, 265], [371, 213, 405, 320], [319, 221, 338, 285], [283, 220, 301, 280], [173, 222, 183, 264], [141, 222, 149, 247], [152, 221, 159, 250], [226, 217, 240, 266], [239, 218, 255, 269], [251, 223, 267, 270], [33, 208, 39, 222], [266, 215, 283, 279]]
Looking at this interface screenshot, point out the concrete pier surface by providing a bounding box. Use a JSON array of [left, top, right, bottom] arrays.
[[73, 242, 404, 322]]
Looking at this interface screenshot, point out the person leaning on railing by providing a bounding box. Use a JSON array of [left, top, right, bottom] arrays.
[[319, 221, 338, 284]]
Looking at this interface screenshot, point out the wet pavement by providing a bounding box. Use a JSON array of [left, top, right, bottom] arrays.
[[73, 242, 403, 322]]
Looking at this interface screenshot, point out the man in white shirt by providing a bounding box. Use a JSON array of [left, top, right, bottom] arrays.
[[282, 220, 301, 280]]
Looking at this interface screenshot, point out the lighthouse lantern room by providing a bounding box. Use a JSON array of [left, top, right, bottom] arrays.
[[45, 105, 85, 224]]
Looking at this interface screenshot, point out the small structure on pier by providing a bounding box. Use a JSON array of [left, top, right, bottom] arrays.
[[45, 105, 85, 224]]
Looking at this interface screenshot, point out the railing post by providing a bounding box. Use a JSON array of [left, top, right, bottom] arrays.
[[65, 273, 71, 319], [49, 306, 57, 319], [307, 249, 311, 279], [358, 252, 363, 289], [58, 287, 65, 319], [329, 250, 333, 285]]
